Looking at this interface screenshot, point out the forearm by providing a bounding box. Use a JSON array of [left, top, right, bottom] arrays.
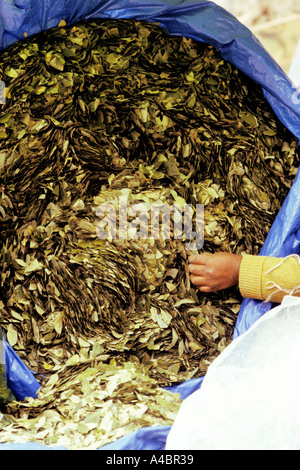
[[239, 254, 300, 303]]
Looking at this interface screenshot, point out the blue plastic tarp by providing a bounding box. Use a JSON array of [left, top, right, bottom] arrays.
[[0, 0, 300, 451], [2, 335, 40, 401]]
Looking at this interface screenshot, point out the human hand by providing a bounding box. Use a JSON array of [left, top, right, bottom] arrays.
[[188, 252, 242, 293]]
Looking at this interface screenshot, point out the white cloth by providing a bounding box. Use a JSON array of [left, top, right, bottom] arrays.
[[166, 296, 300, 450]]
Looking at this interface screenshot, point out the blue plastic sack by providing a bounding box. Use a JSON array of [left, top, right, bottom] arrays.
[[0, 0, 299, 450], [2, 335, 40, 402]]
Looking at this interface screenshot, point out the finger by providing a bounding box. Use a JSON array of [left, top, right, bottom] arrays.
[[188, 264, 206, 276], [188, 254, 208, 265], [190, 274, 206, 286], [198, 285, 214, 293]]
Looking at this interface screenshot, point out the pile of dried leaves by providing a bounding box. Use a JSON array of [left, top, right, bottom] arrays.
[[0, 18, 299, 448], [0, 359, 181, 449]]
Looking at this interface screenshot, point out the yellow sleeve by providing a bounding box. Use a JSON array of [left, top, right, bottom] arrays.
[[239, 254, 300, 303]]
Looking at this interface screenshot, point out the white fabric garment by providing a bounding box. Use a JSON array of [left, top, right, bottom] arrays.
[[166, 296, 300, 450]]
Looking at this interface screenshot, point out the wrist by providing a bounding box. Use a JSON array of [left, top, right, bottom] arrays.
[[232, 254, 242, 285]]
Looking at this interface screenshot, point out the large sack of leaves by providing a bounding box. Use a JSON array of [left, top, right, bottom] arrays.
[[0, 0, 299, 451]]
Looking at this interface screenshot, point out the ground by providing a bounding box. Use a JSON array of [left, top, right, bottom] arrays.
[[214, 0, 300, 82]]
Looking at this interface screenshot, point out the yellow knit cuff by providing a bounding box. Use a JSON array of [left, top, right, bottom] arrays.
[[239, 254, 268, 300]]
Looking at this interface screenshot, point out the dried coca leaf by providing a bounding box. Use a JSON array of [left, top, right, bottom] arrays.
[[0, 18, 299, 448]]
